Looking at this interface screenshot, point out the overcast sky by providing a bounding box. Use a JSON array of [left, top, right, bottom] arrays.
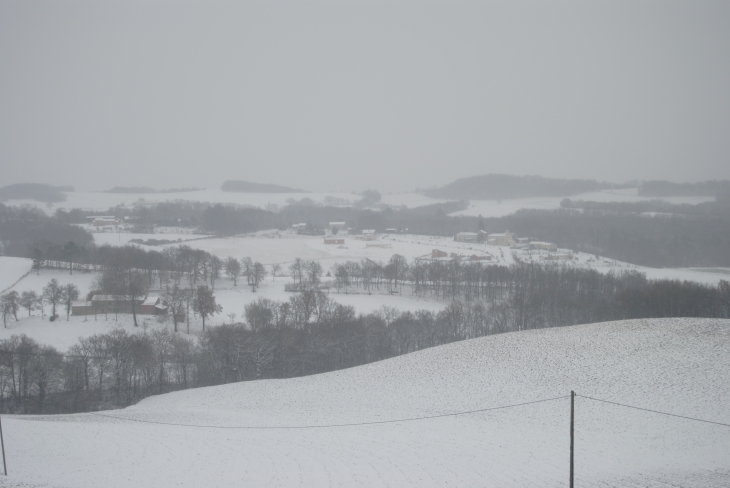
[[1, 0, 729, 193]]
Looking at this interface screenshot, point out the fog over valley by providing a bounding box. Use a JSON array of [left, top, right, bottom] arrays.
[[1, 1, 729, 487]]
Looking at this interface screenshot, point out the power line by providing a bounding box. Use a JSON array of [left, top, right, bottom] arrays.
[[78, 395, 570, 430], [577, 394, 730, 428]]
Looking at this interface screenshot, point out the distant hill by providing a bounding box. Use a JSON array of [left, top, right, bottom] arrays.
[[104, 186, 203, 194], [0, 183, 72, 203], [422, 174, 614, 200], [638, 180, 730, 197], [221, 180, 306, 193]]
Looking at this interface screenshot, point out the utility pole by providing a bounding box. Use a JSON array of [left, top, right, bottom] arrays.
[[0, 413, 7, 475], [570, 390, 575, 488]]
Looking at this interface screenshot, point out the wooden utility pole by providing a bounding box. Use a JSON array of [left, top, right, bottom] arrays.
[[570, 390, 575, 488], [0, 413, 7, 475]]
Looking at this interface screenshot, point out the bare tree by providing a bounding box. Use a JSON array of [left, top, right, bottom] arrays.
[[225, 257, 241, 286], [193, 285, 222, 330], [2, 292, 20, 328], [240, 257, 253, 287], [42, 279, 63, 318], [162, 284, 188, 333], [19, 291, 38, 317], [251, 262, 267, 292], [306, 260, 323, 285], [61, 284, 80, 320], [270, 263, 282, 281]]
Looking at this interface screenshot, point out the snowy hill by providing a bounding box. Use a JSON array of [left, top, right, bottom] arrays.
[[0, 256, 32, 293], [4, 318, 729, 487]]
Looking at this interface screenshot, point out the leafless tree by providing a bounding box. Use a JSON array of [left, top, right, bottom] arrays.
[[19, 291, 37, 317], [42, 279, 63, 318], [61, 284, 80, 320], [194, 285, 222, 330], [225, 257, 241, 286]]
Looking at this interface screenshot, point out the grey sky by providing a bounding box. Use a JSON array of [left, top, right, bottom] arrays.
[[1, 0, 729, 193]]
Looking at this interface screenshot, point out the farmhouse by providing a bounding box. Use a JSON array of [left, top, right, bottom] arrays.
[[86, 216, 122, 228], [139, 296, 169, 315], [486, 231, 515, 247], [454, 232, 478, 243], [354, 230, 377, 241], [72, 295, 167, 316], [530, 241, 558, 252], [291, 223, 307, 231], [324, 237, 345, 245]]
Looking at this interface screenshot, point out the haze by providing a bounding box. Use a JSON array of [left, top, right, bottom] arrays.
[[1, 0, 729, 192]]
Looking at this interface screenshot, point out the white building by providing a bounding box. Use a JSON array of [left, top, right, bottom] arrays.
[[486, 231, 515, 247], [455, 232, 479, 243], [529, 241, 558, 252]]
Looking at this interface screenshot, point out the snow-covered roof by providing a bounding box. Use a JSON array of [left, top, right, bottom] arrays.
[[142, 296, 160, 306], [456, 232, 478, 236]]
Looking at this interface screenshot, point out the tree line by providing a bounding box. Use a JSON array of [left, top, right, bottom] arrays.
[[4, 194, 730, 271], [1, 261, 727, 414]]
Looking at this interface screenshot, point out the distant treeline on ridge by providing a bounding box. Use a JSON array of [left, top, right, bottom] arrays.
[[104, 186, 203, 194], [422, 174, 617, 200], [0, 183, 72, 203], [221, 180, 306, 193]]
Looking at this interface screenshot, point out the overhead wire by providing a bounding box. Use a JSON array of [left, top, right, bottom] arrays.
[[576, 394, 730, 428], [77, 395, 571, 430]]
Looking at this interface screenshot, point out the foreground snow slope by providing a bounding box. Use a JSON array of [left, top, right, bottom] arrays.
[[5, 318, 729, 487]]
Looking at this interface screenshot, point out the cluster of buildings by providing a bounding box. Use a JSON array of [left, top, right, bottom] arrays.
[[454, 230, 560, 252], [85, 215, 124, 231], [416, 249, 493, 263]]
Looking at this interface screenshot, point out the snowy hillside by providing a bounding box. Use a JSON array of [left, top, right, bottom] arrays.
[[0, 256, 32, 293], [4, 318, 729, 487]]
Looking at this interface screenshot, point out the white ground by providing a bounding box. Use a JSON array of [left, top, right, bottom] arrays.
[[1, 266, 448, 350], [0, 257, 32, 294], [4, 232, 727, 351], [450, 187, 717, 218], [3, 318, 729, 487]]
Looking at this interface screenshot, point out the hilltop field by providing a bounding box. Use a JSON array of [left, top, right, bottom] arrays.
[[2, 318, 729, 487]]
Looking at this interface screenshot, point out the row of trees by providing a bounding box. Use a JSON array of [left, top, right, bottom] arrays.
[[2, 268, 728, 414], [2, 279, 80, 327]]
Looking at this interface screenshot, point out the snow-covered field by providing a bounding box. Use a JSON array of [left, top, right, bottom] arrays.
[[450, 188, 717, 218], [4, 231, 728, 351], [3, 318, 729, 487], [170, 232, 514, 266], [1, 265, 448, 349], [0, 256, 32, 293]]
